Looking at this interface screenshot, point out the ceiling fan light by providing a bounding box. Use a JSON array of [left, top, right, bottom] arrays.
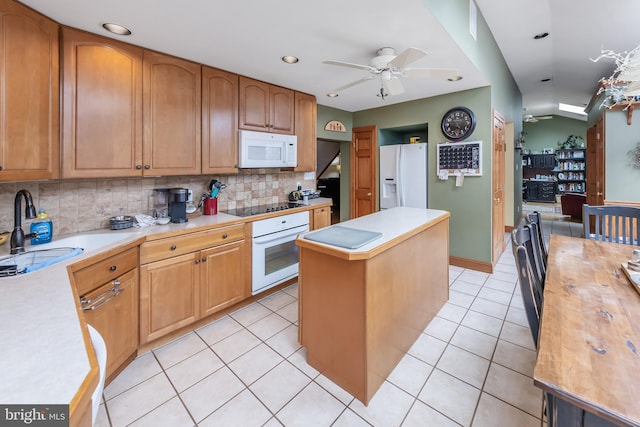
[[102, 22, 132, 35]]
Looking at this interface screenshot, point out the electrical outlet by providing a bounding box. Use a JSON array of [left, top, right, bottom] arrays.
[[187, 189, 193, 203]]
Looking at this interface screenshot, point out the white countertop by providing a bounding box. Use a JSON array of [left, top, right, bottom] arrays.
[[0, 199, 331, 406], [298, 207, 450, 256]]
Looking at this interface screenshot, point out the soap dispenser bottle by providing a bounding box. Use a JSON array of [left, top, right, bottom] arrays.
[[30, 208, 53, 245]]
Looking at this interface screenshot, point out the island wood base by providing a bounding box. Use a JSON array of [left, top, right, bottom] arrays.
[[298, 213, 449, 405]]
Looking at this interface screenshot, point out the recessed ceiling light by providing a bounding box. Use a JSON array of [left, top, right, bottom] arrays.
[[326, 93, 339, 98], [102, 23, 131, 35], [541, 78, 551, 82], [448, 75, 463, 82], [534, 32, 549, 40], [281, 56, 299, 64]]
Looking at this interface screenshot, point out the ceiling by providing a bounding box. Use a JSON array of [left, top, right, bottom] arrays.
[[17, 0, 640, 121]]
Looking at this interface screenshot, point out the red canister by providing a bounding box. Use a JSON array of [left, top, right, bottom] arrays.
[[203, 197, 218, 215]]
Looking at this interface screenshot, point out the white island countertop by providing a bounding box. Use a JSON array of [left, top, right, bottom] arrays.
[[297, 207, 450, 260]]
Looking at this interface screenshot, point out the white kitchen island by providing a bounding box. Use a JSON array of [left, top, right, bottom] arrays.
[[296, 207, 450, 405]]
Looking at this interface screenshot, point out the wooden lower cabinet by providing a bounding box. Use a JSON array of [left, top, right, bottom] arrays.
[[81, 268, 139, 381], [200, 240, 248, 317], [139, 252, 199, 344], [312, 206, 332, 230], [139, 228, 249, 344]]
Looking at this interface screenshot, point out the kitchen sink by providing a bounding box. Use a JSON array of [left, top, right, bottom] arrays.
[[0, 231, 132, 277], [29, 232, 130, 252], [0, 247, 84, 277]]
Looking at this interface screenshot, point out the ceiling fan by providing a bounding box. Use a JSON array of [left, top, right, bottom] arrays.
[[323, 47, 458, 98], [523, 110, 553, 123]]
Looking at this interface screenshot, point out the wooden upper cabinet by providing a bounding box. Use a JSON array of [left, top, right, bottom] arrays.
[[202, 66, 238, 174], [294, 92, 317, 171], [0, 0, 59, 181], [143, 50, 201, 176], [239, 76, 294, 134], [61, 27, 143, 178]]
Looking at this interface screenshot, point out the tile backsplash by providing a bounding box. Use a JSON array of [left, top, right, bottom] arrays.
[[0, 171, 313, 236]]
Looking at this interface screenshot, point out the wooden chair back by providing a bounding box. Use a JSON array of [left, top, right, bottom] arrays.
[[583, 204, 640, 245]]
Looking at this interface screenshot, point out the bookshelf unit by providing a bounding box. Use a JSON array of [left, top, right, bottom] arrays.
[[554, 148, 586, 193]]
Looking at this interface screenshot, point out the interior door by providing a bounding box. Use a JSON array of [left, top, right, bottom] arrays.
[[492, 112, 506, 265], [350, 126, 377, 218], [586, 115, 604, 206]]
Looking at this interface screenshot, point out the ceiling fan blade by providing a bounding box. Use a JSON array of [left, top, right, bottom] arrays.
[[384, 78, 405, 96], [404, 67, 458, 79], [387, 47, 427, 69], [334, 76, 375, 92], [323, 60, 377, 72]]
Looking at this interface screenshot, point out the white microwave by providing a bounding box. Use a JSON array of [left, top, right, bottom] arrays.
[[238, 130, 297, 168]]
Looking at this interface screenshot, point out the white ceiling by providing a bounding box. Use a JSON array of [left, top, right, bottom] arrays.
[[18, 0, 640, 121]]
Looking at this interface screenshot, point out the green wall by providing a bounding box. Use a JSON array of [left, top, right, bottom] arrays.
[[522, 116, 587, 153], [354, 87, 494, 262]]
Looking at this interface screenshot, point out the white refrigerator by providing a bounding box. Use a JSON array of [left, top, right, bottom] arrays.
[[380, 143, 427, 209]]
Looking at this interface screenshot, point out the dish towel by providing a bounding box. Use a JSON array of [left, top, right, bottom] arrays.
[[23, 247, 84, 273]]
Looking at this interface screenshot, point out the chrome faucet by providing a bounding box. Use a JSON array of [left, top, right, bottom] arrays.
[[10, 189, 37, 254]]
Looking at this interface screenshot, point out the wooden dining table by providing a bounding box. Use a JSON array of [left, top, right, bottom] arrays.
[[535, 234, 640, 427]]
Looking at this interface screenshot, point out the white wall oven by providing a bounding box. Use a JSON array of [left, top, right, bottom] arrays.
[[251, 211, 309, 294]]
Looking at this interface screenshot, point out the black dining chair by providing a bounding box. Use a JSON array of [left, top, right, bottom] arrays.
[[511, 224, 544, 346], [583, 204, 640, 245], [526, 211, 548, 282]]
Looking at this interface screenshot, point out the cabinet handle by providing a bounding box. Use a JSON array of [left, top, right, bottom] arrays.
[[202, 257, 207, 262], [195, 259, 200, 264], [109, 265, 117, 272], [80, 285, 122, 311], [222, 233, 228, 239], [135, 165, 142, 170], [144, 165, 151, 170], [0, 166, 3, 171], [170, 245, 177, 251]]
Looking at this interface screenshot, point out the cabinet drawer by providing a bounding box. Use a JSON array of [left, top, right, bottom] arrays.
[[140, 224, 245, 264], [74, 247, 139, 296]]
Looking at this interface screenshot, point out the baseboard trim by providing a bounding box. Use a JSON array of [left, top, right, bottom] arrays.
[[450, 256, 493, 273]]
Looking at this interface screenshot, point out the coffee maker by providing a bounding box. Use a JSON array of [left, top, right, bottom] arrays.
[[169, 188, 189, 223]]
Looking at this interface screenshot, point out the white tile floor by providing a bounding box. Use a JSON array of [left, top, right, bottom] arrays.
[[94, 217, 574, 427]]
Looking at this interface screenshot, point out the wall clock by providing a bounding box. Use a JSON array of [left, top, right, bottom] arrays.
[[441, 106, 476, 141]]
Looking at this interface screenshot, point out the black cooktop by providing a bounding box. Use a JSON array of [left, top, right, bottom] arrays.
[[221, 203, 300, 217]]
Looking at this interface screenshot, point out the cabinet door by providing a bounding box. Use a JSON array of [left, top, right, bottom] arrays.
[[200, 240, 248, 317], [543, 154, 556, 168], [202, 66, 239, 174], [139, 252, 199, 344], [81, 268, 139, 380], [143, 50, 201, 176], [61, 28, 143, 178], [269, 85, 294, 134], [239, 76, 270, 132], [294, 92, 317, 171], [0, 0, 59, 181], [312, 207, 331, 230]]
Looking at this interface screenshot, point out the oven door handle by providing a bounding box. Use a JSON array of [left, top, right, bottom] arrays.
[[253, 226, 308, 244]]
